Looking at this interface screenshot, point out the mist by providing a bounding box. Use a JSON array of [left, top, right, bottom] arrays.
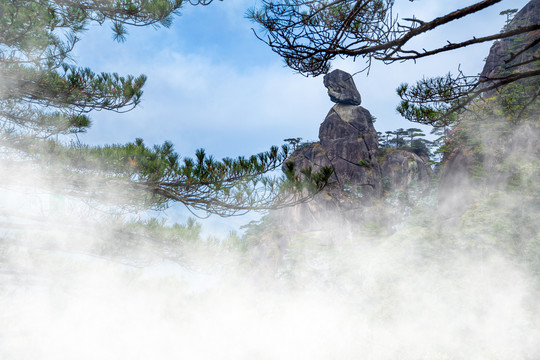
[[1, 131, 540, 360], [2, 0, 540, 358]]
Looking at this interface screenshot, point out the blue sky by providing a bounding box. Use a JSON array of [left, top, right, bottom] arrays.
[[71, 0, 529, 235]]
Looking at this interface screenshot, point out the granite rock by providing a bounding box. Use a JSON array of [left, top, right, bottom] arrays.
[[323, 69, 362, 105]]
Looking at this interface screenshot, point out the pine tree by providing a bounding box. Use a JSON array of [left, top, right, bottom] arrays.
[[389, 128, 407, 148], [500, 8, 518, 28], [0, 0, 331, 216], [405, 128, 426, 147]]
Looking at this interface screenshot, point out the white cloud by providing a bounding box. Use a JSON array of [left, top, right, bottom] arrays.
[[81, 48, 328, 158]]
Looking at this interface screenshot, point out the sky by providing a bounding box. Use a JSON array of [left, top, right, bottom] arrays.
[[70, 0, 530, 236]]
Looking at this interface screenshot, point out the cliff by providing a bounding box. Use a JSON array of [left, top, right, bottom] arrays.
[[437, 0, 540, 227], [479, 0, 540, 97]]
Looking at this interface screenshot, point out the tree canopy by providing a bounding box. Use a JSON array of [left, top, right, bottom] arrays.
[[249, 0, 540, 126], [0, 0, 332, 217]]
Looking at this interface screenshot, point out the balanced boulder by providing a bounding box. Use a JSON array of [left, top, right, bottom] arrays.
[[323, 69, 362, 105]]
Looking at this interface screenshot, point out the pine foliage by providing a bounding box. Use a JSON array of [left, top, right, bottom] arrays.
[[0, 0, 332, 216]]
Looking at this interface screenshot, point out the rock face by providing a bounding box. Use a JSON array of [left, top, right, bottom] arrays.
[[479, 0, 540, 97], [323, 69, 362, 105], [437, 147, 477, 227], [380, 150, 432, 192]]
